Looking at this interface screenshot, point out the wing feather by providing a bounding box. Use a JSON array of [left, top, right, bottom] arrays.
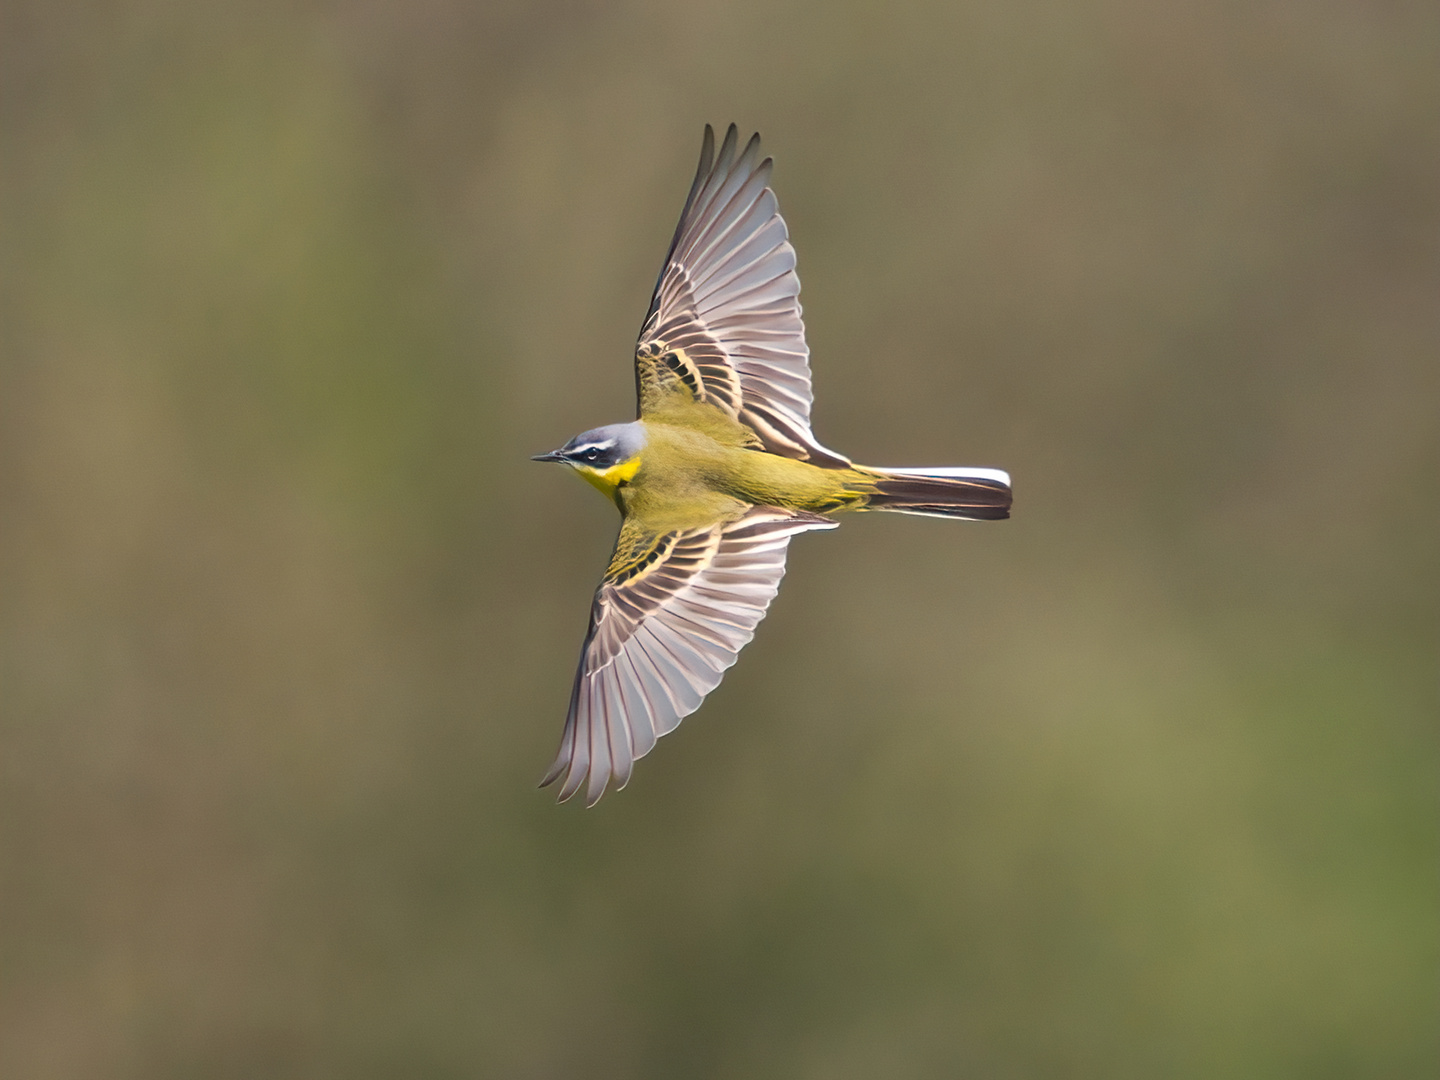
[[542, 507, 837, 805], [615, 653, 656, 759], [634, 125, 850, 469]]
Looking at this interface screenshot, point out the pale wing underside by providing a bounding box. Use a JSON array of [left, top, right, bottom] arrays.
[[636, 124, 849, 468], [542, 507, 837, 805]]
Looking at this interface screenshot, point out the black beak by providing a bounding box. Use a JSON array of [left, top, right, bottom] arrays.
[[530, 450, 565, 463]]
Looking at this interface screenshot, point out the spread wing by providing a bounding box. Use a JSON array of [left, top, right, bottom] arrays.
[[634, 124, 850, 468], [541, 506, 837, 805]]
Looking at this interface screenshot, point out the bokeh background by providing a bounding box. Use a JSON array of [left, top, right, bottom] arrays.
[[3, 1, 1436, 1076]]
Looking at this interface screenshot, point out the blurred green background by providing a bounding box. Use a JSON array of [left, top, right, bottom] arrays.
[[2, 1, 1435, 1077]]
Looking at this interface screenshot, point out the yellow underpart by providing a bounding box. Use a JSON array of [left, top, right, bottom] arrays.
[[574, 454, 643, 499]]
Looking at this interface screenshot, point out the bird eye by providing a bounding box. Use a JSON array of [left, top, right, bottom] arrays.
[[583, 448, 600, 461]]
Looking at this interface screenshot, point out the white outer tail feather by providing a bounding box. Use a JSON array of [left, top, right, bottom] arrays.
[[874, 466, 1011, 487]]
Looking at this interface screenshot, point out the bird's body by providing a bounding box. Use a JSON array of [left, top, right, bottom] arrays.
[[533, 125, 1011, 805], [577, 414, 851, 521], [572, 411, 1009, 527]]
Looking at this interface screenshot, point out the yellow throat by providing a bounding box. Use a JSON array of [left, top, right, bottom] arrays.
[[573, 455, 642, 499]]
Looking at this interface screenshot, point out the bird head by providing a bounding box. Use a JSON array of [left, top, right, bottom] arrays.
[[531, 422, 647, 498]]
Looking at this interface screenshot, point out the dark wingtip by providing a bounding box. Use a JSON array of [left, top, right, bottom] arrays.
[[716, 123, 739, 168], [699, 124, 715, 169], [741, 131, 762, 165]]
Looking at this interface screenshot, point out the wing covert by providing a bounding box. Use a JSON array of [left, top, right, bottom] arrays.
[[635, 124, 849, 468], [541, 507, 837, 805]]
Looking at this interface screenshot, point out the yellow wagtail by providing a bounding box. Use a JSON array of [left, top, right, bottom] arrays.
[[533, 125, 1011, 805]]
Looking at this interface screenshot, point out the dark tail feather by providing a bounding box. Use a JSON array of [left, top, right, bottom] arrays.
[[862, 466, 1012, 520]]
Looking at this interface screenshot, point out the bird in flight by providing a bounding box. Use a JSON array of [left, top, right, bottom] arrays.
[[533, 124, 1011, 805]]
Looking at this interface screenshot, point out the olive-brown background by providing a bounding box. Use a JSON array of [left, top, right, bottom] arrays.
[[3, 2, 1435, 1077]]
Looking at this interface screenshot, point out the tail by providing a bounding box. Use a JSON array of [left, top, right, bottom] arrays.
[[858, 466, 1012, 520]]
